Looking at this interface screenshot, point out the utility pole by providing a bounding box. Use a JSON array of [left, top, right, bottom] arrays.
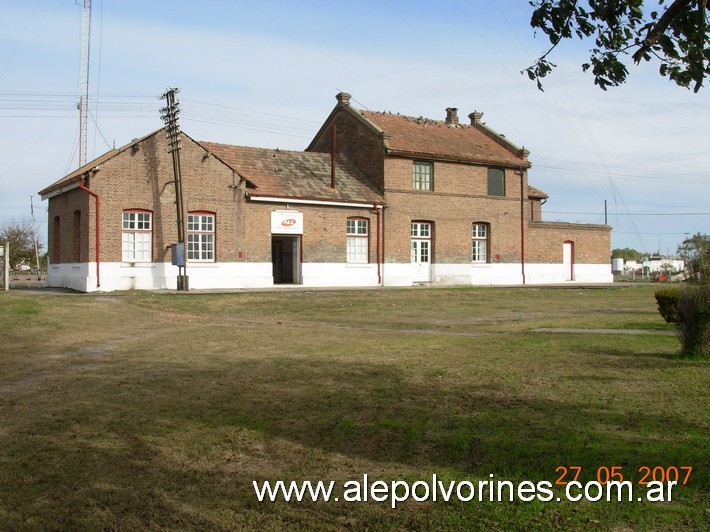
[[30, 195, 41, 281], [77, 0, 92, 167], [2, 241, 8, 291], [159, 87, 189, 291]]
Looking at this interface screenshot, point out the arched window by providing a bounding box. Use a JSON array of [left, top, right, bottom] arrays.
[[472, 223, 489, 263], [52, 216, 61, 264], [187, 212, 215, 262], [72, 210, 81, 263], [122, 209, 152, 262], [346, 217, 369, 263]]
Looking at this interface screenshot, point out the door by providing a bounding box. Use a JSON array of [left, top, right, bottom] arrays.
[[563, 241, 574, 281], [411, 222, 432, 282], [272, 235, 301, 284]]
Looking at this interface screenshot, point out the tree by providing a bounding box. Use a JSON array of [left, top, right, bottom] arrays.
[[0, 222, 42, 271], [525, 0, 710, 92], [612, 247, 644, 261], [677, 232, 710, 282]]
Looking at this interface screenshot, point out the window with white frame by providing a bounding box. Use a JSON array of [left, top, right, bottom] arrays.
[[122, 210, 152, 262], [346, 218, 369, 263], [413, 161, 433, 191], [411, 221, 432, 263], [187, 212, 215, 262], [472, 223, 489, 263]]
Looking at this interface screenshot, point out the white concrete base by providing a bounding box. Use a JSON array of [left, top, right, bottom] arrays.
[[46, 261, 613, 292]]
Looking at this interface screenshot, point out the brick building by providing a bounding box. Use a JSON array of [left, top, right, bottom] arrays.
[[39, 93, 612, 292]]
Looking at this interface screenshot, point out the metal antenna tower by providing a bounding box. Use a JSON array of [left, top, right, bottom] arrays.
[[78, 0, 92, 167]]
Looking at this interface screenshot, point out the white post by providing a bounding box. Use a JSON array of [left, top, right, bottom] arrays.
[[3, 242, 8, 291]]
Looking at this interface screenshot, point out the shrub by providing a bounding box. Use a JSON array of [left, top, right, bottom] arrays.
[[677, 285, 710, 358], [655, 287, 680, 324]]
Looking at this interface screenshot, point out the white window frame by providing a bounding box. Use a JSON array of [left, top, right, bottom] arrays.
[[346, 218, 369, 264], [413, 161, 433, 191], [122, 210, 152, 262], [472, 223, 488, 263], [411, 222, 432, 263], [187, 212, 215, 262]]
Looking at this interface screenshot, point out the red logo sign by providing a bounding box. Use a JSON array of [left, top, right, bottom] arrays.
[[281, 218, 297, 227]]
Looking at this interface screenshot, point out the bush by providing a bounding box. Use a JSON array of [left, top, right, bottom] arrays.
[[677, 285, 710, 358], [655, 287, 680, 324]]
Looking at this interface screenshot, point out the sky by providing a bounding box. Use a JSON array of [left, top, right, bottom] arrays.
[[1, 0, 708, 256]]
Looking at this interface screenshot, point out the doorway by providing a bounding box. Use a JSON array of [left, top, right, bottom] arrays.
[[411, 221, 432, 283], [563, 241, 574, 281], [272, 235, 301, 284]]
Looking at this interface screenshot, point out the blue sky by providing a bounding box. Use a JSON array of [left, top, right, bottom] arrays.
[[1, 0, 708, 255]]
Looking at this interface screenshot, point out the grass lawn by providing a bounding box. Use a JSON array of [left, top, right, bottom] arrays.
[[0, 285, 708, 530]]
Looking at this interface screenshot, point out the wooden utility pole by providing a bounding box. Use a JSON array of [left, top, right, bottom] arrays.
[[159, 87, 189, 290], [30, 195, 41, 281]]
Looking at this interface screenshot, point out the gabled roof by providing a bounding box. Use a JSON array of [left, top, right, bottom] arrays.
[[358, 110, 530, 168], [201, 142, 383, 204], [39, 129, 165, 198]]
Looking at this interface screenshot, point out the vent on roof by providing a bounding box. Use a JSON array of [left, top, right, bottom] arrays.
[[336, 92, 351, 106], [469, 111, 483, 125], [445, 107, 459, 126]]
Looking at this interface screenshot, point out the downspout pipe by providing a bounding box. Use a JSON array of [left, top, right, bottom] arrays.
[[374, 204, 382, 285], [517, 168, 526, 285], [330, 125, 337, 189], [369, 203, 386, 286], [79, 171, 100, 289]]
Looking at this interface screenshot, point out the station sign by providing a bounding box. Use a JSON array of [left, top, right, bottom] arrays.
[[271, 211, 303, 235]]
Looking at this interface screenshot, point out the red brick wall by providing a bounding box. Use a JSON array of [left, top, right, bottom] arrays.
[[309, 109, 386, 193], [49, 133, 240, 264], [47, 190, 89, 264], [240, 200, 376, 263], [527, 222, 611, 264]]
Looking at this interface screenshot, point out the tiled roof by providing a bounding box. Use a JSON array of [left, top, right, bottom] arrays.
[[202, 142, 383, 204], [527, 185, 549, 199], [358, 110, 529, 167]]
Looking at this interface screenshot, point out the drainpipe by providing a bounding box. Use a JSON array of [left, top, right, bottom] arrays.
[[79, 171, 100, 289], [374, 204, 382, 285], [330, 125, 337, 189], [517, 168, 526, 285]]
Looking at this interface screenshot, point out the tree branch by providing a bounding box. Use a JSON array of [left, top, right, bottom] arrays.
[[632, 0, 695, 63]]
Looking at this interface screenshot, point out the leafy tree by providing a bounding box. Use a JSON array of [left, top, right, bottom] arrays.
[[525, 0, 710, 91], [612, 247, 644, 261], [0, 222, 42, 271], [677, 232, 710, 282]]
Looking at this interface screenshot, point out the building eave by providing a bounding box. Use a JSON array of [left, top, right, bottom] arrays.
[[246, 193, 385, 209], [39, 179, 82, 200], [385, 149, 532, 169]]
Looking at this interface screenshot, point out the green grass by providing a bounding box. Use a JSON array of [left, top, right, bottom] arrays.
[[0, 285, 708, 530]]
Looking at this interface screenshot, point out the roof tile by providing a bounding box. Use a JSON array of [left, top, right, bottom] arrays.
[[202, 143, 383, 204], [359, 110, 528, 167]]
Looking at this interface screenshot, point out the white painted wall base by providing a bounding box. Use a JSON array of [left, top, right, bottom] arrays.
[[48, 262, 274, 292], [47, 261, 613, 292], [302, 263, 380, 287]]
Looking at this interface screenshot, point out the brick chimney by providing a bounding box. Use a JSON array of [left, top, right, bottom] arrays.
[[445, 107, 459, 125], [336, 92, 351, 106], [469, 111, 483, 125]]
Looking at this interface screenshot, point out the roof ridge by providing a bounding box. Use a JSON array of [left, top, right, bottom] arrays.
[[361, 109, 457, 127]]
